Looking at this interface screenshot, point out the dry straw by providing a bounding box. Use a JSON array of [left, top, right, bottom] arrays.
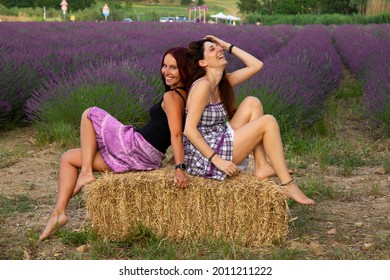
[[85, 166, 289, 247]]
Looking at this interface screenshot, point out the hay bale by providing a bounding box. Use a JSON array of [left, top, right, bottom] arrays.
[[85, 166, 289, 247]]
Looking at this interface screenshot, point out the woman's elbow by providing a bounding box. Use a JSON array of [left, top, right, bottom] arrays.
[[171, 133, 182, 142], [183, 127, 190, 138], [183, 127, 195, 139], [256, 61, 264, 72]]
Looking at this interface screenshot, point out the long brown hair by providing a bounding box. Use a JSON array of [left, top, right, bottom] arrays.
[[160, 47, 190, 92], [187, 39, 236, 119]]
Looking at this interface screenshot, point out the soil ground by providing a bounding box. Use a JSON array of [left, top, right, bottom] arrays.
[[0, 118, 389, 260]]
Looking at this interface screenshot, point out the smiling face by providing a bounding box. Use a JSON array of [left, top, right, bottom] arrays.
[[161, 53, 183, 89], [200, 41, 227, 69]]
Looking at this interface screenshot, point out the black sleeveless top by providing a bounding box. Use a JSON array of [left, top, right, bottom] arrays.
[[138, 88, 186, 154]]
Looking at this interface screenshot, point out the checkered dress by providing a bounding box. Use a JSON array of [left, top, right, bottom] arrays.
[[183, 102, 233, 180]]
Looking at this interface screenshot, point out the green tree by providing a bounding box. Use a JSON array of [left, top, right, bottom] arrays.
[[35, 0, 61, 9], [318, 0, 357, 14], [274, 0, 322, 14], [237, 0, 361, 15], [63, 0, 96, 11], [0, 0, 34, 8], [237, 0, 259, 14], [0, 0, 96, 10], [124, 0, 132, 10], [274, 0, 304, 14], [349, 0, 368, 13]]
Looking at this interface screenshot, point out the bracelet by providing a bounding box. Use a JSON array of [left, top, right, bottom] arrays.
[[208, 152, 216, 162], [228, 44, 234, 54], [280, 179, 294, 186]]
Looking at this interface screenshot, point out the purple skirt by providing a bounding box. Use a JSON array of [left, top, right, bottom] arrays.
[[88, 107, 165, 173]]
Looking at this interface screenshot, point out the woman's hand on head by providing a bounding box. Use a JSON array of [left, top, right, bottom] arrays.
[[203, 35, 230, 51], [212, 156, 240, 177], [174, 170, 189, 189]]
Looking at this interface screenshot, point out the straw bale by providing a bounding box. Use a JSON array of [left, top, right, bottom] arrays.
[[85, 166, 289, 247]]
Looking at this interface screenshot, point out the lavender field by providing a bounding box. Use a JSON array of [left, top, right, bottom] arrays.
[[1, 22, 390, 261], [332, 24, 390, 133], [1, 22, 388, 135]]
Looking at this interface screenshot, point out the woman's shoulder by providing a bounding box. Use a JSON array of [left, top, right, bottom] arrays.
[[189, 78, 210, 95], [192, 77, 209, 87], [164, 87, 186, 97], [163, 88, 187, 104], [187, 78, 211, 107]]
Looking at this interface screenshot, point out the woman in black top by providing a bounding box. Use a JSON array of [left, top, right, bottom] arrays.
[[40, 47, 190, 241]]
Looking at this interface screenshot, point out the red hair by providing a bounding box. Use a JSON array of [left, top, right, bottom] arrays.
[[160, 47, 190, 92]]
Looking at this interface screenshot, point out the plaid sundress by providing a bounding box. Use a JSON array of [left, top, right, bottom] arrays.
[[183, 102, 233, 180]]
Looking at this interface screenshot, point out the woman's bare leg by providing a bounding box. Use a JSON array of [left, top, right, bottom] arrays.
[[233, 114, 315, 205], [40, 149, 80, 241], [73, 108, 98, 196], [230, 97, 280, 179], [40, 148, 110, 241]]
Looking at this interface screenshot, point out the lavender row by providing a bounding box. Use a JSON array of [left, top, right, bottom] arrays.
[[25, 60, 157, 128], [237, 25, 343, 131], [332, 24, 390, 133], [0, 22, 296, 128]]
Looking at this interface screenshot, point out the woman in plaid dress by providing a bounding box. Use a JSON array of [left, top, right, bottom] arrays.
[[183, 35, 315, 205]]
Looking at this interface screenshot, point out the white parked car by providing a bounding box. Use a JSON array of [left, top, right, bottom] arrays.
[[176, 16, 187, 22], [159, 17, 175, 22]]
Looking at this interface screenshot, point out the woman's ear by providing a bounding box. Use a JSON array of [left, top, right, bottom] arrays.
[[198, 59, 207, 68]]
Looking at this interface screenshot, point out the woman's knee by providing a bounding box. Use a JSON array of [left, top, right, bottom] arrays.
[[61, 149, 80, 166], [61, 149, 74, 162], [262, 114, 279, 129], [81, 107, 93, 120], [243, 96, 263, 113]]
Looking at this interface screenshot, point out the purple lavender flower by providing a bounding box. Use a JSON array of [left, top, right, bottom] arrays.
[[26, 59, 156, 128], [332, 24, 390, 132], [0, 22, 298, 128], [238, 25, 343, 130]]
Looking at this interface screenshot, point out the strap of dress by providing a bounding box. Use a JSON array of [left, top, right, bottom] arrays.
[[189, 77, 207, 92], [188, 77, 212, 104], [172, 87, 187, 106]]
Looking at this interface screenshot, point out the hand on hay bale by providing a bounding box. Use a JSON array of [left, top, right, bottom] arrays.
[[86, 167, 289, 247]]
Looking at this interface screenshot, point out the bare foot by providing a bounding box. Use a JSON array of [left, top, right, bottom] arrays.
[[281, 182, 316, 205], [254, 163, 294, 180], [72, 173, 95, 197], [39, 210, 68, 241]]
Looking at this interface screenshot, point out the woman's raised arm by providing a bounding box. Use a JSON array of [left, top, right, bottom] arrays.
[[204, 35, 264, 87]]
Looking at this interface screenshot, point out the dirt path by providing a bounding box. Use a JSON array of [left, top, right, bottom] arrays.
[[0, 121, 389, 259], [0, 127, 87, 259], [285, 116, 390, 259]]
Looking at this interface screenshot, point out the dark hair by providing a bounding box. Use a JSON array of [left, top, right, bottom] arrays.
[[187, 39, 236, 119], [160, 47, 190, 92]]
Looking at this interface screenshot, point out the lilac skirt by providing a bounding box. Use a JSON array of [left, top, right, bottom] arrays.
[[88, 107, 165, 173]]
